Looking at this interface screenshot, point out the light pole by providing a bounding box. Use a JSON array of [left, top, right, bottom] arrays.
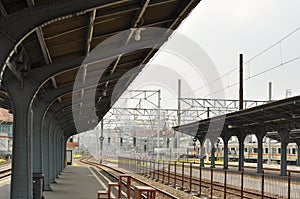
[[156, 90, 161, 160]]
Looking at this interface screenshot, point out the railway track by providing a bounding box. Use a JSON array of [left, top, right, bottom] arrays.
[[201, 162, 300, 174], [0, 161, 11, 180], [79, 157, 179, 199]]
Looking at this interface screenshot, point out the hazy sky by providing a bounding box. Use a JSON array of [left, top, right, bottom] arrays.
[[126, 0, 300, 108]]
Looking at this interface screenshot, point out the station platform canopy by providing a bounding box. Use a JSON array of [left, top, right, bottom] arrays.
[[0, 0, 201, 136], [174, 95, 300, 143]]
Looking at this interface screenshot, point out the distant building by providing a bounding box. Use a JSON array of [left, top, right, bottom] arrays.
[[66, 140, 79, 165], [0, 108, 13, 157]]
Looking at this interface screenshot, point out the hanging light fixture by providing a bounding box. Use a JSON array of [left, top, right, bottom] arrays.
[[131, 27, 146, 41]]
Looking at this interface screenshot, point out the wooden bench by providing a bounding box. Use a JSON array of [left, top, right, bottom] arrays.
[[118, 174, 131, 199], [97, 190, 108, 199], [108, 182, 120, 199], [97, 182, 120, 199], [97, 174, 133, 199], [134, 186, 156, 199]]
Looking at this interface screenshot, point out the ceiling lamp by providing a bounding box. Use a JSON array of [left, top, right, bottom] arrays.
[[131, 27, 146, 41]]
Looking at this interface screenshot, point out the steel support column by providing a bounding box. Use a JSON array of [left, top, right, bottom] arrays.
[[42, 113, 54, 191], [48, 120, 58, 183], [54, 131, 60, 177], [56, 130, 64, 176], [237, 134, 246, 171], [58, 133, 62, 175], [63, 137, 67, 169], [34, 92, 70, 191], [221, 135, 230, 169], [32, 101, 47, 199], [32, 101, 45, 174], [57, 129, 63, 175], [279, 130, 289, 176], [210, 146, 216, 168], [63, 135, 67, 169], [198, 138, 205, 168], [2, 53, 88, 198], [256, 132, 265, 173], [53, 125, 60, 179], [297, 142, 300, 166], [61, 136, 66, 172], [5, 94, 32, 198], [4, 76, 37, 199]]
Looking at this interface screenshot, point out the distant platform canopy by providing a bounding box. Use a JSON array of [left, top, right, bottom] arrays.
[[173, 95, 300, 143]]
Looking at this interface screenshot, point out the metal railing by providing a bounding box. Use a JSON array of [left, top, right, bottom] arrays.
[[118, 157, 300, 199]]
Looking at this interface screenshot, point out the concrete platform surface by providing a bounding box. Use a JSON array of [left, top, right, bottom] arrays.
[[44, 166, 102, 199], [0, 177, 10, 199]]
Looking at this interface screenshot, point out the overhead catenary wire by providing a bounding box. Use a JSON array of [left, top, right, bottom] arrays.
[[162, 53, 300, 103], [200, 55, 300, 98], [182, 25, 300, 97]]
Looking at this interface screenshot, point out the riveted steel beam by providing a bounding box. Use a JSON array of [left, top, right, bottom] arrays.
[[86, 9, 96, 55], [0, 0, 128, 84]]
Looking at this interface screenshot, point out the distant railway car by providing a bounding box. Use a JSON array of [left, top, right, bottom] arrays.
[[206, 142, 298, 164]]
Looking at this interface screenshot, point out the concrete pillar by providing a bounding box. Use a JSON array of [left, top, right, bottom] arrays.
[[297, 142, 300, 166], [256, 132, 265, 173], [221, 135, 230, 169], [237, 134, 246, 171], [278, 130, 289, 176]]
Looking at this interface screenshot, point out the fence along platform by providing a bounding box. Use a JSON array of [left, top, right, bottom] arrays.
[[118, 157, 300, 199]]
